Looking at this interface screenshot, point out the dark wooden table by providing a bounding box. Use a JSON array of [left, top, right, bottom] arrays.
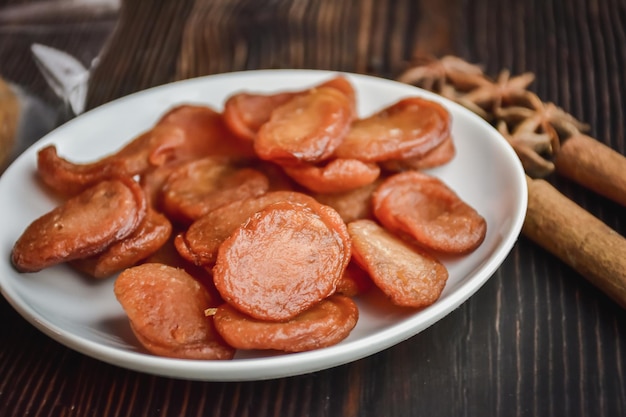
[[1, 0, 625, 416]]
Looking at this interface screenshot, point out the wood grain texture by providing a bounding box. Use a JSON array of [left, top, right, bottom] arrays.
[[1, 0, 626, 416]]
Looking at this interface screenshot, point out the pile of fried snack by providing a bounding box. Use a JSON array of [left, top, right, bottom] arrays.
[[11, 76, 486, 360]]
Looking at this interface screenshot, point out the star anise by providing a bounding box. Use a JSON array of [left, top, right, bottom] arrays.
[[497, 120, 556, 178], [397, 55, 486, 95], [395, 55, 592, 179], [495, 92, 590, 157], [458, 69, 536, 118]]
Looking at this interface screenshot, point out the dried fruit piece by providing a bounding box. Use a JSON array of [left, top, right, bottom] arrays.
[[334, 97, 451, 162], [12, 177, 146, 272], [158, 104, 255, 159], [139, 161, 185, 209], [313, 179, 381, 223], [175, 191, 318, 267], [223, 76, 356, 142], [213, 294, 358, 352], [336, 260, 373, 297], [373, 171, 486, 254], [114, 263, 234, 360], [71, 208, 172, 278], [348, 219, 448, 308], [224, 92, 299, 141], [250, 160, 298, 191], [318, 76, 357, 116], [37, 125, 186, 197], [381, 135, 456, 171], [282, 158, 380, 193], [145, 235, 222, 303], [213, 201, 350, 321], [255, 87, 353, 165], [161, 157, 269, 224]]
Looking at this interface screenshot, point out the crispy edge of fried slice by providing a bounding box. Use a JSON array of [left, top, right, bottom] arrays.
[[372, 170, 487, 254], [334, 96, 451, 162], [12, 176, 147, 272], [282, 158, 380, 194], [348, 219, 448, 308], [160, 157, 269, 225], [114, 263, 234, 360], [176, 191, 319, 267], [212, 200, 349, 321], [254, 87, 353, 165], [213, 294, 358, 352], [71, 207, 172, 278], [37, 125, 186, 197]]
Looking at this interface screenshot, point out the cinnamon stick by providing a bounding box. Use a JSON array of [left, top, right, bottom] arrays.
[[554, 134, 626, 207], [523, 176, 626, 308]]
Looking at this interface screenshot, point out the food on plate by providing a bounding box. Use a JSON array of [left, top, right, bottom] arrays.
[[318, 76, 357, 116], [213, 294, 358, 352], [313, 179, 381, 223], [334, 96, 451, 162], [175, 190, 318, 267], [11, 75, 488, 359], [114, 263, 234, 360], [336, 260, 374, 297], [372, 170, 487, 254], [12, 176, 146, 272], [255, 86, 353, 164], [348, 219, 448, 308], [224, 91, 300, 141], [213, 200, 351, 321], [282, 158, 380, 193], [37, 125, 186, 197], [144, 234, 223, 303], [381, 135, 456, 172], [37, 104, 255, 198], [71, 208, 172, 278], [223, 76, 356, 142], [156, 104, 256, 159], [160, 156, 269, 224]]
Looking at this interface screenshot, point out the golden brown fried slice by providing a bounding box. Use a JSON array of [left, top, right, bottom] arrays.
[[175, 191, 318, 267], [37, 105, 254, 198], [144, 234, 222, 303], [156, 104, 255, 160], [223, 91, 299, 141], [139, 160, 185, 209], [213, 201, 350, 321], [334, 97, 451, 162], [37, 125, 186, 197], [71, 208, 172, 278], [160, 156, 269, 225], [318, 76, 357, 117], [250, 160, 298, 191], [223, 76, 357, 142], [336, 260, 373, 297], [313, 179, 381, 223], [348, 219, 448, 308], [213, 294, 358, 352], [255, 87, 353, 165], [282, 158, 380, 193], [12, 177, 147, 272], [114, 263, 234, 360], [381, 135, 456, 171], [372, 171, 487, 254]]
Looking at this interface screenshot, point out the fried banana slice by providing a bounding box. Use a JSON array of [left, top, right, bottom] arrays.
[[12, 177, 146, 272]]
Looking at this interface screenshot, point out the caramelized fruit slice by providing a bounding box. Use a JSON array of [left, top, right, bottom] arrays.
[[348, 219, 448, 308]]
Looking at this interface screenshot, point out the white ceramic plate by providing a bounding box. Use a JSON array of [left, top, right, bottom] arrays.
[[0, 70, 527, 381]]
